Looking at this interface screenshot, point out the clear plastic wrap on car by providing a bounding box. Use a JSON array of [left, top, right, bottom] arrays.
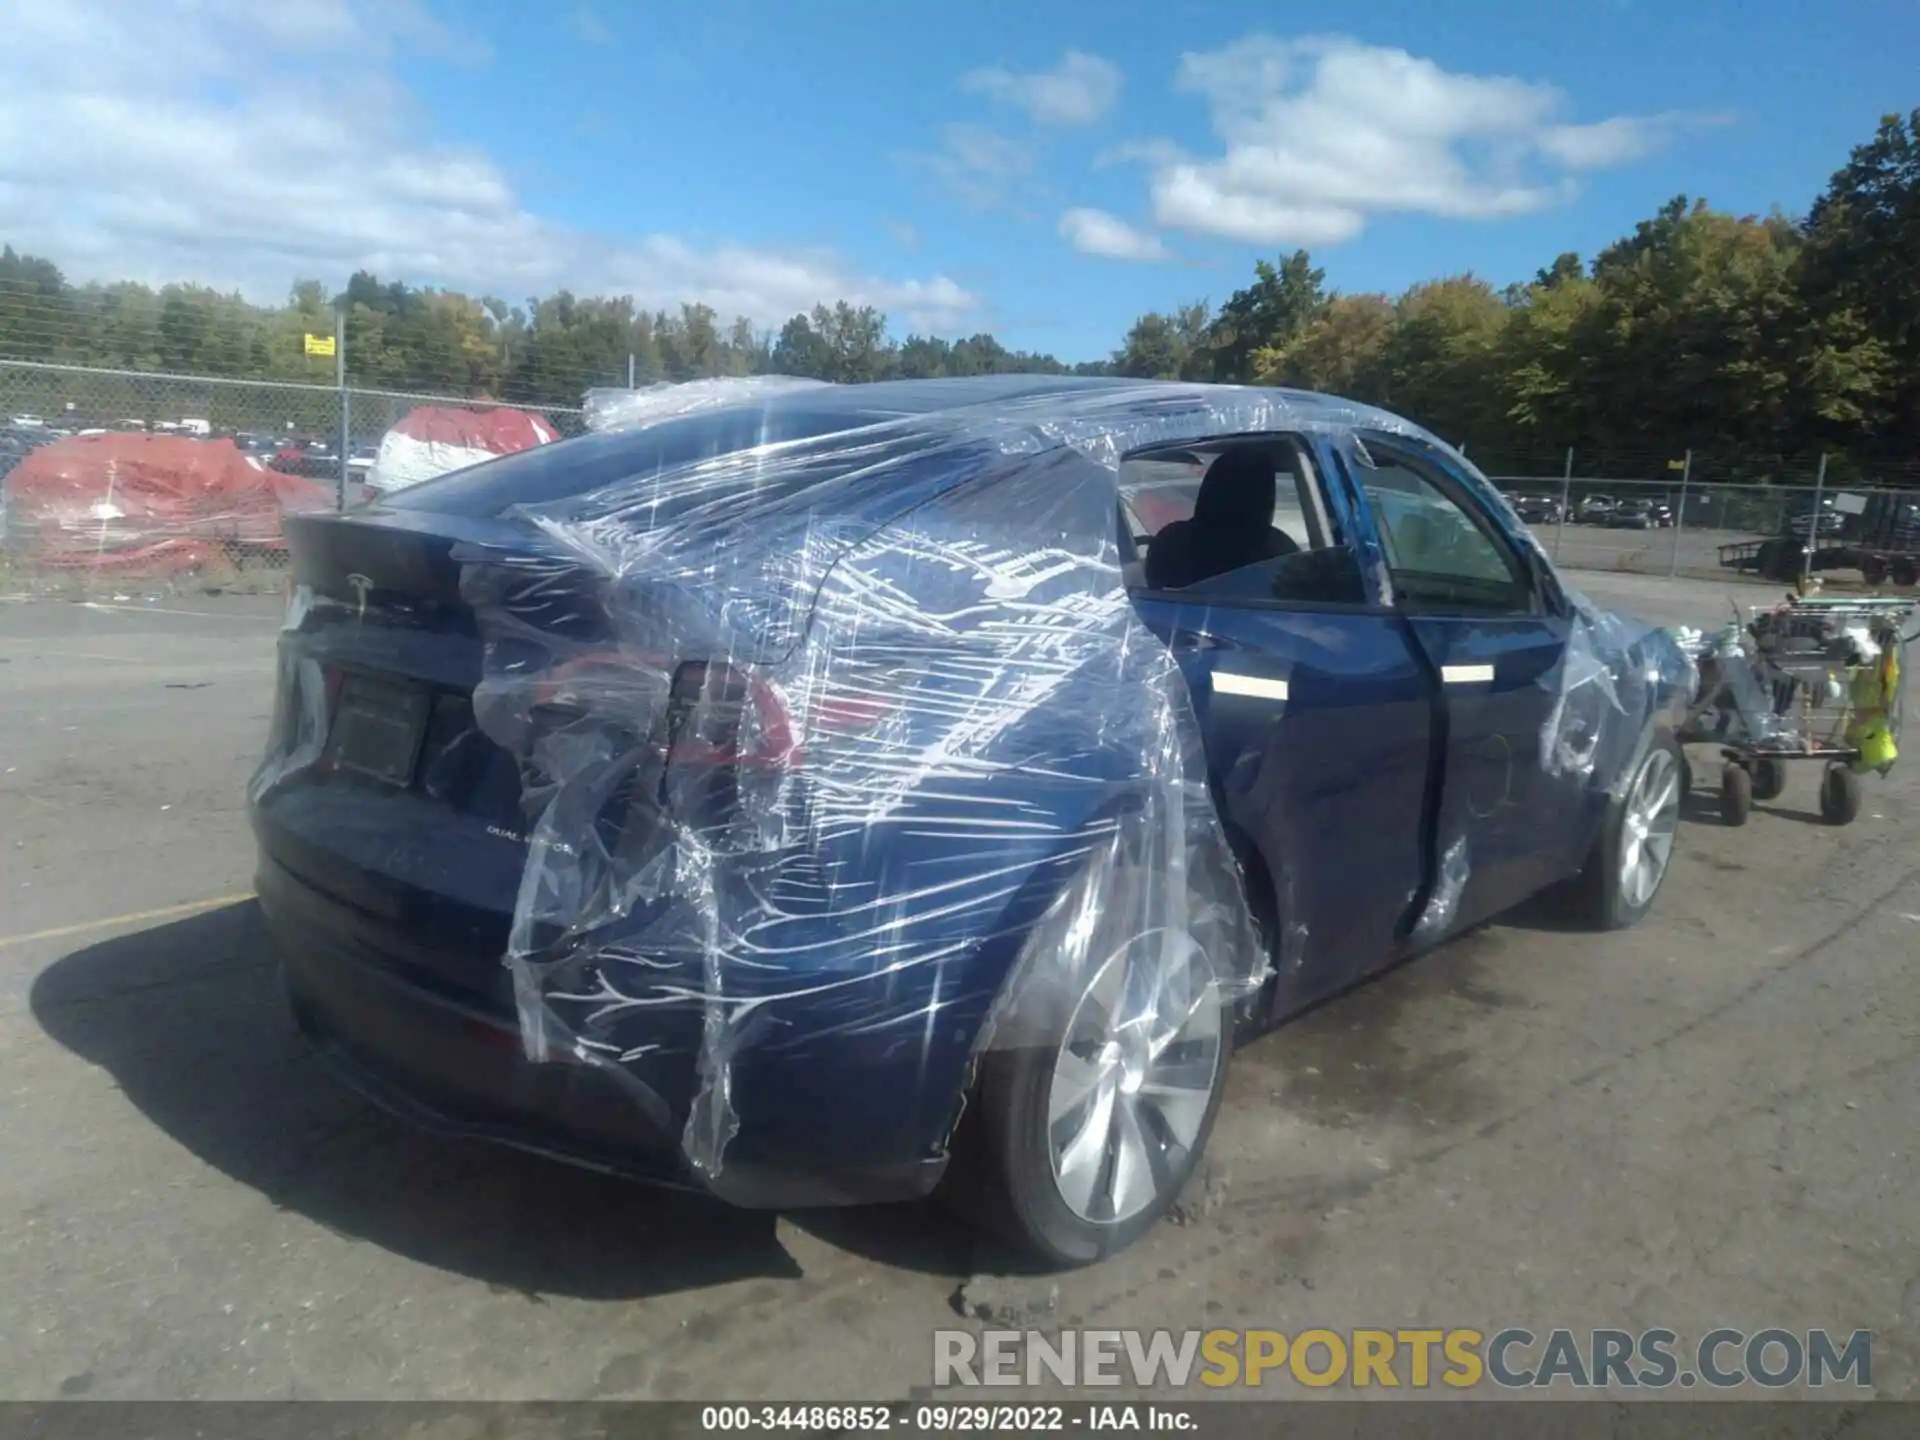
[[249, 381, 1702, 1184], [582, 377, 835, 434], [444, 385, 1473, 1180]]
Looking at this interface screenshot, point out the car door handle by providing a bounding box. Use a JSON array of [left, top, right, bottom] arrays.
[[1213, 671, 1290, 701], [1170, 633, 1219, 654]]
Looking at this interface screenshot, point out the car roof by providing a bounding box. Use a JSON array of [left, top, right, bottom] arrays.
[[391, 375, 1449, 518]]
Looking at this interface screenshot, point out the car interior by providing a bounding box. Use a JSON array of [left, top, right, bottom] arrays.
[[1119, 434, 1541, 615], [1139, 447, 1300, 590], [1119, 437, 1368, 606]]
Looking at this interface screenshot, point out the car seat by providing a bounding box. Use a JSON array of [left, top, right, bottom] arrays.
[[1144, 449, 1300, 590]]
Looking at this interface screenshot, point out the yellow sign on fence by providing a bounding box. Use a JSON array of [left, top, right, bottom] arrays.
[[303, 333, 337, 357]]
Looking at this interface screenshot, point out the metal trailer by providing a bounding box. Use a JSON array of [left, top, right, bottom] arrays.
[[1718, 492, 1920, 587], [1678, 595, 1914, 826]]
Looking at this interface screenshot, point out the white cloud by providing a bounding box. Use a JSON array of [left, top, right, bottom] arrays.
[[911, 123, 1038, 212], [0, 0, 980, 332], [1537, 113, 1705, 168], [962, 51, 1123, 127], [572, 4, 611, 44], [1058, 208, 1170, 262], [1115, 34, 1705, 247]]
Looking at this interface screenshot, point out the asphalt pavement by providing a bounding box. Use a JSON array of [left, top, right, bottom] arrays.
[[1, 579, 1916, 1402]]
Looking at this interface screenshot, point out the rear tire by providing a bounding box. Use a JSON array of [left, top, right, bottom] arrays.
[[1893, 558, 1919, 588], [1861, 555, 1888, 586], [1751, 756, 1787, 802], [1820, 763, 1863, 825], [1721, 763, 1753, 826], [952, 831, 1236, 1268]]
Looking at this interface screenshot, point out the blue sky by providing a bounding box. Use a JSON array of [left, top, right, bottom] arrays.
[[4, 0, 1915, 364]]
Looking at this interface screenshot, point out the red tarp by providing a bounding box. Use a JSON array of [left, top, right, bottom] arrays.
[[2, 434, 333, 574], [368, 405, 557, 493]]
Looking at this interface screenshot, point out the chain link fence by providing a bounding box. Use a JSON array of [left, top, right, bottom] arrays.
[[1489, 467, 1920, 590], [1, 360, 579, 598]]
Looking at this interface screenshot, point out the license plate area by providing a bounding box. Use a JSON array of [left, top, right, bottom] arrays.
[[328, 673, 431, 786]]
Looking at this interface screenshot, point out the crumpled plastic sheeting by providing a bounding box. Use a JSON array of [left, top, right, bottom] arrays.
[[1412, 836, 1470, 943], [2, 433, 333, 575], [583, 377, 835, 434], [249, 585, 329, 803], [1678, 602, 1913, 761], [1471, 479, 1696, 794], [1361, 450, 1694, 936], [1677, 622, 1793, 747], [453, 383, 1483, 1182]]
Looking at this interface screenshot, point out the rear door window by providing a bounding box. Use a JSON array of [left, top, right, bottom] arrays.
[[1120, 438, 1367, 607]]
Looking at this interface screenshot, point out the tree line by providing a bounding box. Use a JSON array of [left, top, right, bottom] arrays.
[[0, 260, 1096, 406], [1, 109, 1914, 479], [1107, 110, 1919, 481]]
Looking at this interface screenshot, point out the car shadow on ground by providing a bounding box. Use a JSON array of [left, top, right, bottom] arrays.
[[30, 902, 978, 1301]]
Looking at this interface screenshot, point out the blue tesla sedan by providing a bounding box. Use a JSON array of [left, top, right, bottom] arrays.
[[250, 376, 1692, 1266]]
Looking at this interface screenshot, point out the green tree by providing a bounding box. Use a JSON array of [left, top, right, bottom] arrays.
[[1497, 267, 1604, 447], [1380, 276, 1510, 443], [1197, 250, 1327, 382], [1251, 293, 1395, 400], [771, 312, 834, 378], [810, 302, 894, 382], [1802, 109, 1920, 454], [0, 246, 69, 361], [1112, 302, 1211, 380], [896, 334, 952, 378]]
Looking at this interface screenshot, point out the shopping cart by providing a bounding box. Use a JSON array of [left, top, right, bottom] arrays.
[[1677, 594, 1914, 826]]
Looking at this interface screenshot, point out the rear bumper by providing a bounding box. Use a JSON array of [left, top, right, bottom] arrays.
[[259, 854, 947, 1209]]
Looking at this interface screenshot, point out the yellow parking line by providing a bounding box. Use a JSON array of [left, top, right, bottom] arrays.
[[0, 892, 255, 950]]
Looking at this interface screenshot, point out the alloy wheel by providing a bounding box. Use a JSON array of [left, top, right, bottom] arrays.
[[1045, 931, 1222, 1224], [1620, 747, 1681, 909]]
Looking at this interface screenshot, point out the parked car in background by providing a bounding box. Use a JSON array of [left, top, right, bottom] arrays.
[[1786, 498, 1845, 539], [1512, 492, 1564, 524], [271, 438, 341, 480], [1577, 493, 1616, 522], [251, 376, 1693, 1266], [1609, 499, 1656, 529]]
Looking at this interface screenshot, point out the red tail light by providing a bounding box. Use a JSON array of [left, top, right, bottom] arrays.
[[666, 662, 802, 768]]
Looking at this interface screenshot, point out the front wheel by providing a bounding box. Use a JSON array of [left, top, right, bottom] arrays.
[[953, 838, 1235, 1267], [1556, 731, 1685, 930], [1721, 763, 1753, 826]]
